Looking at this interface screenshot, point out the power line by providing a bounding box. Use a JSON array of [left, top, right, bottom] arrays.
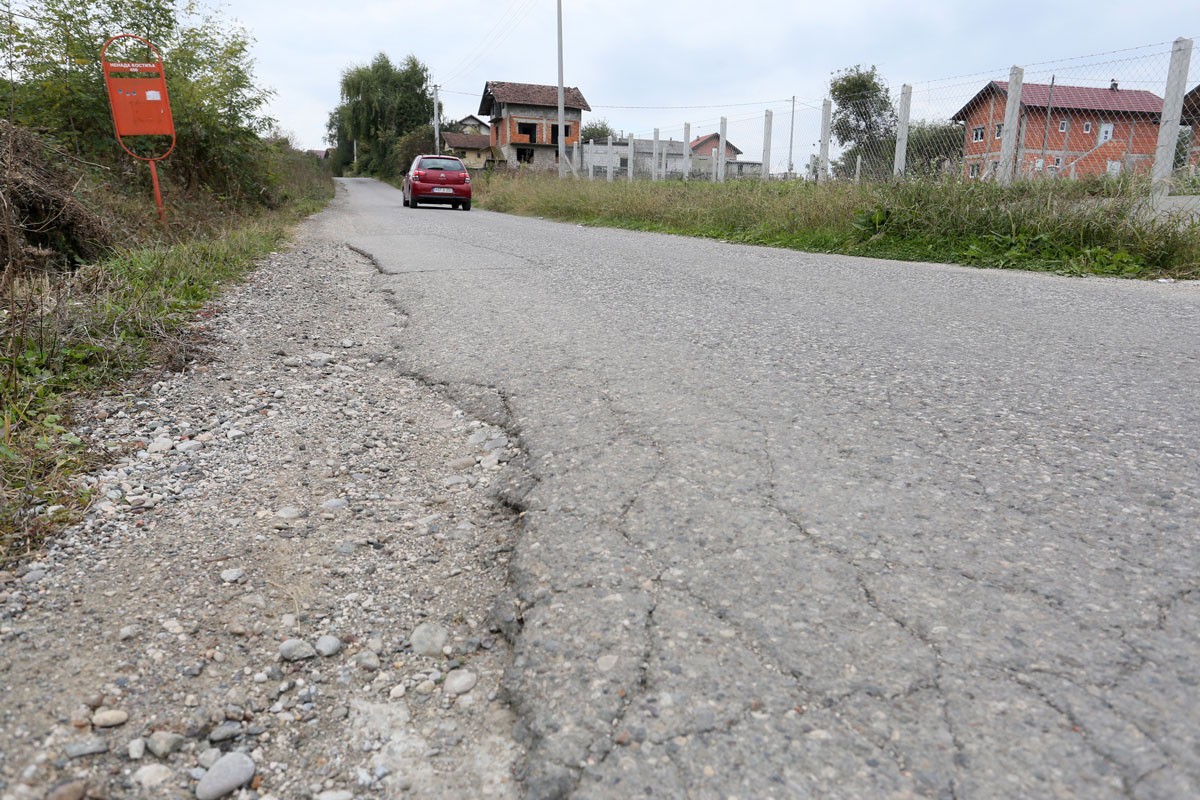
[[436, 0, 540, 87]]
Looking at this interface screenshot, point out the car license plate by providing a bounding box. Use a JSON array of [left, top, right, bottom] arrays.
[[432, 187, 453, 193]]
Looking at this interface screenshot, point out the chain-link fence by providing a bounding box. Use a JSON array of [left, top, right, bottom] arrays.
[[569, 36, 1198, 204]]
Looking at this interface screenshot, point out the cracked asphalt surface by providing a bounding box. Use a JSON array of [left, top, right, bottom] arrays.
[[319, 178, 1200, 799]]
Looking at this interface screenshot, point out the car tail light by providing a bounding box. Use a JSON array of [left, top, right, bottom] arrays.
[[462, 173, 471, 184], [413, 170, 426, 180]]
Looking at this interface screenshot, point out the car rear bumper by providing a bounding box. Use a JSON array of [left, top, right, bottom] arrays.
[[411, 182, 471, 203]]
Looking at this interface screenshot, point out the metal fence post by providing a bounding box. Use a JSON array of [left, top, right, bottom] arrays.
[[1152, 36, 1194, 207], [997, 66, 1024, 186], [762, 109, 773, 180], [718, 117, 728, 183], [683, 123, 691, 180], [893, 83, 912, 177], [607, 135, 614, 182], [819, 99, 831, 182]]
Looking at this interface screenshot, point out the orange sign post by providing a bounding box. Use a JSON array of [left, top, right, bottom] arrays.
[[101, 35, 176, 223]]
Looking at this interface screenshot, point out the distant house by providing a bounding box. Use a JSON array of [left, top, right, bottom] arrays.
[[457, 115, 491, 135], [440, 131, 496, 169], [951, 80, 1164, 179], [689, 132, 742, 161], [479, 81, 591, 168], [1184, 84, 1200, 170]]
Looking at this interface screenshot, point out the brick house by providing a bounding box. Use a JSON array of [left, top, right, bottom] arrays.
[[1185, 84, 1200, 170], [689, 132, 742, 161], [951, 80, 1165, 179], [478, 81, 590, 168]]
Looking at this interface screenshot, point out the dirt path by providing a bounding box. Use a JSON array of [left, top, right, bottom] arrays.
[[0, 228, 526, 800]]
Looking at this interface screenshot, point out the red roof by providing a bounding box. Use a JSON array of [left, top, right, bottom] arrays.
[[442, 132, 490, 150], [479, 81, 591, 115], [689, 132, 742, 155], [951, 81, 1163, 121]]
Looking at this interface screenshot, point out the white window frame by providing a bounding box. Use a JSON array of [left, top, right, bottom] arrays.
[[1099, 122, 1114, 144], [972, 126, 985, 143], [1083, 121, 1093, 134], [1053, 156, 1062, 168], [969, 163, 981, 177], [994, 124, 1003, 139], [1058, 119, 1069, 133]]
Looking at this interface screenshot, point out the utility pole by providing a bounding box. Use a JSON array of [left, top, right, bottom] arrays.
[[556, 0, 566, 177], [788, 95, 795, 178], [433, 84, 441, 155]]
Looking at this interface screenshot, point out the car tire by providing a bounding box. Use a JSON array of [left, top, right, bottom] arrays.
[[409, 197, 418, 209], [451, 202, 460, 210], [403, 197, 409, 207], [463, 201, 472, 211]]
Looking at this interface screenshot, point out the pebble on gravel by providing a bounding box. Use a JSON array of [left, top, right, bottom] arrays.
[[64, 737, 108, 759], [194, 751, 256, 800], [133, 763, 174, 788], [128, 737, 146, 759], [315, 634, 343, 656], [91, 708, 129, 728], [279, 638, 317, 661], [45, 780, 88, 800], [443, 670, 478, 696], [409, 622, 449, 657], [147, 730, 186, 758], [220, 568, 245, 583]]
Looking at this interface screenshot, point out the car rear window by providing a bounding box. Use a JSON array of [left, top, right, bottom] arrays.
[[418, 158, 466, 171]]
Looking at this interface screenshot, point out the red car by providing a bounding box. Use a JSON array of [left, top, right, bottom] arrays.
[[403, 154, 472, 210]]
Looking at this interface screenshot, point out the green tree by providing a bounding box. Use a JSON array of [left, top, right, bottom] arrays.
[[580, 117, 616, 142], [329, 53, 434, 179], [903, 121, 964, 177], [829, 65, 896, 180]]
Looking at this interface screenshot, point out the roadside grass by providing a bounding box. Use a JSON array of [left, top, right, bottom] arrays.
[[1, 147, 333, 562], [473, 171, 1200, 279]]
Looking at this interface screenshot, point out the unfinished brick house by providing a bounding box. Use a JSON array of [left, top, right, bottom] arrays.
[[478, 81, 590, 169], [1185, 84, 1200, 170], [951, 80, 1165, 179]]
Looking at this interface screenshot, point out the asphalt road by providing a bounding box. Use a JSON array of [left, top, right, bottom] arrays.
[[317, 178, 1200, 799]]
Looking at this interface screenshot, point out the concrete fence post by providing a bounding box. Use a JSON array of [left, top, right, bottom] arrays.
[[683, 123, 692, 180], [607, 135, 614, 182], [628, 137, 635, 182], [762, 109, 773, 180], [718, 117, 728, 183], [1152, 36, 1193, 207], [587, 139, 594, 180], [819, 99, 831, 182], [893, 83, 912, 177], [653, 128, 660, 181], [997, 65, 1024, 186], [711, 148, 718, 181]]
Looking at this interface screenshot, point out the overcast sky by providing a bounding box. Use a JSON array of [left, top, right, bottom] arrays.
[[218, 0, 1193, 170]]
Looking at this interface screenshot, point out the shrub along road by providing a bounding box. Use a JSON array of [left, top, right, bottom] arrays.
[[333, 177, 1200, 799]]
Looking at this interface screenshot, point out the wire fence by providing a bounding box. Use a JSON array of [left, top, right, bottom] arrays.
[[449, 36, 1199, 202]]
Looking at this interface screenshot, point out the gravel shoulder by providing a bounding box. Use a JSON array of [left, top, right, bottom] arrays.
[[0, 226, 526, 799]]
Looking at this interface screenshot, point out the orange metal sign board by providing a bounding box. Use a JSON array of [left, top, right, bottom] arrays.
[[102, 38, 174, 138]]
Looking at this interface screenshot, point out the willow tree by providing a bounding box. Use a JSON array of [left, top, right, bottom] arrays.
[[329, 53, 434, 178]]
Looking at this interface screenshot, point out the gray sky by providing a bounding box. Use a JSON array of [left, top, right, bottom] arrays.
[[224, 0, 1195, 169]]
